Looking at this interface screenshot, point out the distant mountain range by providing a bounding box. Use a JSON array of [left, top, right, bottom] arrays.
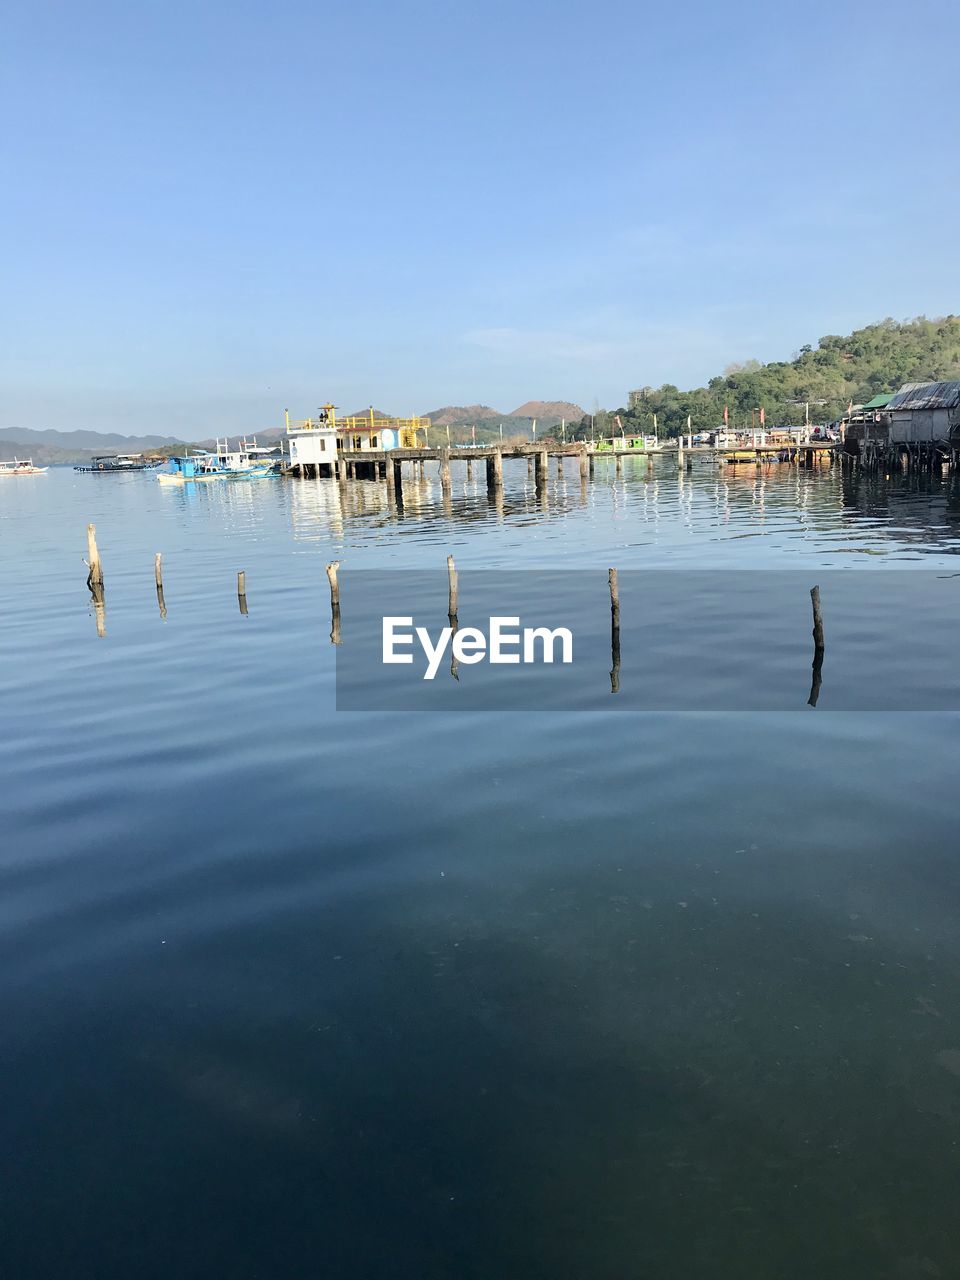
[[0, 426, 185, 464], [0, 399, 586, 461], [425, 401, 584, 427], [508, 401, 585, 422]]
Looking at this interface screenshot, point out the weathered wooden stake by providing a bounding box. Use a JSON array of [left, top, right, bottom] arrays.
[[534, 448, 548, 489], [609, 568, 620, 627], [447, 554, 458, 619], [807, 584, 825, 707], [466, 458, 473, 480], [326, 560, 340, 608], [86, 524, 103, 593], [528, 455, 534, 479], [440, 447, 452, 492], [609, 568, 620, 694], [810, 584, 824, 651], [154, 554, 166, 620], [237, 571, 248, 616], [579, 444, 589, 480]]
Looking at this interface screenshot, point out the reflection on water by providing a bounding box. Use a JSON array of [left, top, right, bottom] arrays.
[[2, 461, 960, 1279]]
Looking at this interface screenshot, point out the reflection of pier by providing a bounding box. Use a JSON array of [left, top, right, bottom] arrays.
[[327, 445, 590, 497], [289, 441, 839, 498]]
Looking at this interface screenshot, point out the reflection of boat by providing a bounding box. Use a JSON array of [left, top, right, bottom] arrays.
[[158, 440, 279, 485], [0, 458, 48, 475], [75, 453, 163, 473]]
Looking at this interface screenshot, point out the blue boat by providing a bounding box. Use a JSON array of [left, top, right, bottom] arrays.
[[158, 440, 279, 485]]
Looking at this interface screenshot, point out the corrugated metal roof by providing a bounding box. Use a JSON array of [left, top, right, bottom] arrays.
[[887, 381, 960, 411], [860, 393, 893, 410]]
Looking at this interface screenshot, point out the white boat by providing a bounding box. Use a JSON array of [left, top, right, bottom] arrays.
[[0, 458, 48, 476]]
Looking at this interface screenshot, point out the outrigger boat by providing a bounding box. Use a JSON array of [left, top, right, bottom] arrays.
[[158, 438, 279, 485], [75, 453, 163, 473], [0, 458, 48, 476]]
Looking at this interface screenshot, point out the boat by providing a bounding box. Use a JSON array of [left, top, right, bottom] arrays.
[[158, 439, 279, 485], [592, 435, 661, 453], [0, 458, 48, 476], [75, 453, 163, 473]]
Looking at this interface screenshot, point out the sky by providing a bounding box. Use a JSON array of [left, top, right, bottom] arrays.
[[2, 0, 959, 436]]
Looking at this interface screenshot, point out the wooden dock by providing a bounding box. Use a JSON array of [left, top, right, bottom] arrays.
[[285, 441, 839, 488]]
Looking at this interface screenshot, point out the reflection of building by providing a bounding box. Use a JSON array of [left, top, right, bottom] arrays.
[[287, 467, 346, 538]]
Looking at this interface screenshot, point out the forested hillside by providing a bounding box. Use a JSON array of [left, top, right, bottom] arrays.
[[577, 316, 960, 438]]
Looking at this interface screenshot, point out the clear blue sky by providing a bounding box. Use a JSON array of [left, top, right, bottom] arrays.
[[2, 0, 959, 435]]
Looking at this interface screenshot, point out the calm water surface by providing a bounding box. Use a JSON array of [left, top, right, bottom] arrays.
[[2, 458, 960, 1279]]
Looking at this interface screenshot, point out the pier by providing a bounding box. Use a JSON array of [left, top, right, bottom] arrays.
[[285, 440, 840, 491]]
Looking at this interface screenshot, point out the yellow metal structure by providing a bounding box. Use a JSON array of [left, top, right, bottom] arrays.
[[286, 404, 429, 448]]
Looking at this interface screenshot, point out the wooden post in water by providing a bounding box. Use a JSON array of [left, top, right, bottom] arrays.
[[808, 584, 824, 707], [534, 448, 548, 490], [85, 524, 105, 634], [326, 561, 342, 646], [615, 451, 622, 476], [326, 560, 340, 608], [579, 444, 589, 481], [609, 568, 621, 694], [155, 553, 166, 620], [810, 584, 824, 651], [677, 438, 684, 471], [609, 567, 620, 626], [447, 554, 458, 619], [86, 524, 104, 595], [486, 447, 503, 494], [237, 571, 248, 616], [527, 454, 534, 479], [440, 447, 452, 494], [447, 554, 460, 680], [466, 457, 473, 481]]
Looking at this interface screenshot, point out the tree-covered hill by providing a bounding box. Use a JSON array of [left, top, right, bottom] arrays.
[[577, 316, 960, 439]]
